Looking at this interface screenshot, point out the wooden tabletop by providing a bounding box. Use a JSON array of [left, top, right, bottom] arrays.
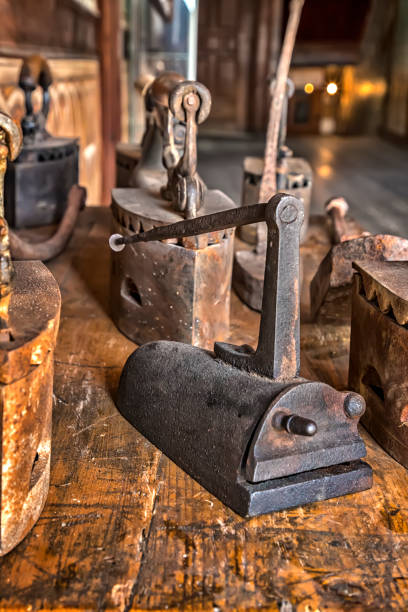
[[1, 207, 408, 611]]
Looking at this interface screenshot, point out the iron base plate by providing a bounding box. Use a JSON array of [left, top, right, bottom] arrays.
[[194, 460, 372, 517]]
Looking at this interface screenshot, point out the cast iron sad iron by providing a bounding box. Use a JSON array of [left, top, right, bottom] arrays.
[[5, 54, 79, 228], [110, 193, 372, 517]]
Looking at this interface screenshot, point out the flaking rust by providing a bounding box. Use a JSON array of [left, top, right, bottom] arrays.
[[310, 197, 408, 324], [4, 55, 79, 229], [111, 193, 372, 517], [110, 78, 235, 349], [349, 260, 408, 468], [0, 111, 61, 556]]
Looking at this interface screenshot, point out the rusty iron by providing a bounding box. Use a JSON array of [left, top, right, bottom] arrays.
[[349, 261, 408, 468], [234, 0, 312, 313], [0, 111, 61, 556], [325, 196, 367, 244], [310, 204, 408, 322], [111, 79, 234, 349], [5, 55, 79, 229], [113, 193, 372, 517]]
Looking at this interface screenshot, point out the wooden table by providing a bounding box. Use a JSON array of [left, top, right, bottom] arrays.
[[1, 207, 408, 611]]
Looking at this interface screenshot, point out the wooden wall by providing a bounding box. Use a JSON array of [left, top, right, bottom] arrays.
[[383, 0, 408, 140]]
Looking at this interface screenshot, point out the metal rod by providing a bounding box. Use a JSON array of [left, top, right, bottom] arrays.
[[109, 202, 267, 251], [259, 0, 304, 202]]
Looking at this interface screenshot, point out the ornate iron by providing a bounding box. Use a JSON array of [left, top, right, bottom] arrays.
[[4, 55, 79, 229]]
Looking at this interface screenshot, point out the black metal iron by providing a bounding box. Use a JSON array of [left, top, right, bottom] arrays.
[[113, 193, 372, 517], [4, 55, 79, 228]]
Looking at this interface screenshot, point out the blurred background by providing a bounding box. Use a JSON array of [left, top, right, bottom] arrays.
[[0, 0, 407, 232]]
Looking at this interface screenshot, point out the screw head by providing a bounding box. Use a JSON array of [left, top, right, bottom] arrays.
[[279, 203, 298, 224], [344, 393, 365, 418]]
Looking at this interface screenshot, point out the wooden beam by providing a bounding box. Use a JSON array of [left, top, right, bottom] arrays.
[[98, 0, 121, 205]]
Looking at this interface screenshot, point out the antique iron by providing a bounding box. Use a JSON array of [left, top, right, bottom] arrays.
[[233, 0, 312, 313], [349, 261, 408, 469], [0, 111, 61, 555], [116, 72, 185, 191], [111, 193, 372, 517], [4, 55, 79, 229], [310, 197, 408, 323], [111, 79, 235, 349]]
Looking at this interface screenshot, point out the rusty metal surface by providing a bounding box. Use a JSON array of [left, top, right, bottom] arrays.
[[310, 232, 408, 321], [110, 187, 235, 349], [325, 196, 366, 244], [0, 260, 61, 556], [349, 261, 408, 469], [234, 155, 312, 312], [115, 193, 371, 517]]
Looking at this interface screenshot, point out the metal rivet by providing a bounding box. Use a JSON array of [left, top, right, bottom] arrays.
[[279, 203, 298, 224], [344, 393, 365, 418]]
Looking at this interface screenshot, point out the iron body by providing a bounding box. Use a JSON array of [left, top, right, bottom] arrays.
[[349, 261, 408, 468], [111, 188, 234, 349], [114, 193, 372, 517], [5, 55, 79, 229], [5, 138, 79, 228]]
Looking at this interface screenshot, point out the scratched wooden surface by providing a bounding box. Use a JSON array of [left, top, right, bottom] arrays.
[[1, 207, 408, 611]]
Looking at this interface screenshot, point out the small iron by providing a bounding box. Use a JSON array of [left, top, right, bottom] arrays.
[[233, 0, 312, 313], [4, 55, 79, 229], [111, 79, 235, 350], [110, 193, 372, 517]]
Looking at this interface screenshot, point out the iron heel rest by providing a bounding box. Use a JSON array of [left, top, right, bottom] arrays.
[[111, 193, 372, 517]]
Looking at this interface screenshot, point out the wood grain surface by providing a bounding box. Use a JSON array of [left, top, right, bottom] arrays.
[[1, 207, 408, 611]]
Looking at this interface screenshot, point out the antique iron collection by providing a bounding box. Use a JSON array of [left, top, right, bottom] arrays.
[[111, 194, 372, 516], [110, 76, 235, 349], [0, 111, 61, 556], [1, 8, 408, 559]]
